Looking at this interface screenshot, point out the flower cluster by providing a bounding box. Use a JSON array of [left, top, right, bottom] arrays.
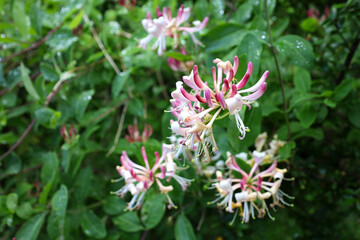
[[211, 152, 293, 223], [170, 56, 269, 160], [113, 144, 192, 210], [139, 5, 209, 55], [125, 122, 153, 143], [236, 132, 286, 166]]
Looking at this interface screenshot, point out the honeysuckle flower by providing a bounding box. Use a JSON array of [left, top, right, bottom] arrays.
[[139, 5, 209, 55], [60, 124, 77, 145], [243, 133, 286, 166], [307, 6, 329, 23], [211, 152, 292, 223], [169, 56, 269, 160], [125, 122, 153, 143], [112, 144, 191, 210]]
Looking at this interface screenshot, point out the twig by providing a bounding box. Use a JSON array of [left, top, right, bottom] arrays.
[[0, 118, 37, 161], [264, 0, 292, 140], [196, 207, 206, 231], [0, 24, 63, 63], [106, 100, 129, 157], [335, 32, 360, 85], [83, 13, 121, 76], [156, 70, 169, 100], [140, 231, 148, 240], [82, 98, 129, 126], [83, 13, 133, 97]]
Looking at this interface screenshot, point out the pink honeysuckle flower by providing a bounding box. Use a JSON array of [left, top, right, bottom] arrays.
[[112, 144, 192, 210], [169, 56, 268, 160], [125, 122, 153, 143], [139, 5, 209, 55], [211, 152, 293, 223], [307, 6, 330, 23]]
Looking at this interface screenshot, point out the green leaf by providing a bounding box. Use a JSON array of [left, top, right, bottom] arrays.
[[21, 63, 40, 100], [165, 52, 193, 61], [6, 193, 18, 213], [2, 152, 22, 175], [203, 23, 244, 52], [40, 62, 59, 82], [71, 90, 95, 121], [81, 210, 107, 239], [278, 142, 296, 160], [141, 194, 166, 230], [234, 0, 253, 23], [294, 128, 324, 140], [113, 211, 144, 233], [69, 9, 84, 29], [174, 214, 196, 240], [300, 18, 318, 33], [12, 0, 29, 36], [128, 98, 143, 117], [30, 3, 42, 34], [35, 107, 61, 129], [112, 72, 129, 99], [236, 32, 263, 79], [274, 35, 315, 69], [51, 185, 68, 216], [16, 202, 33, 219], [15, 213, 47, 240], [39, 152, 59, 205], [74, 166, 92, 202], [332, 78, 354, 103], [46, 29, 78, 52], [295, 102, 317, 128], [103, 196, 126, 216], [293, 67, 311, 94]]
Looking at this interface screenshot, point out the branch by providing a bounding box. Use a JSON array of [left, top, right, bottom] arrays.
[[0, 24, 63, 63], [264, 0, 292, 140], [335, 32, 360, 85], [106, 100, 129, 157]]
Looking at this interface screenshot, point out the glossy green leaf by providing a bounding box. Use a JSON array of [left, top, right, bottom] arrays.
[[40, 62, 59, 82], [35, 107, 62, 129], [103, 196, 126, 216], [12, 0, 29, 36], [174, 214, 196, 240], [295, 102, 317, 128], [16, 202, 34, 219], [15, 213, 47, 240], [81, 210, 107, 239], [165, 52, 193, 61], [141, 194, 165, 230], [332, 78, 354, 103], [71, 90, 95, 121], [2, 152, 22, 175], [113, 211, 144, 233], [39, 152, 59, 204], [69, 10, 84, 29], [203, 23, 244, 52], [112, 72, 129, 99], [46, 29, 78, 52], [236, 32, 263, 79], [6, 193, 18, 213], [294, 67, 311, 94], [21, 63, 40, 100], [274, 35, 315, 69]]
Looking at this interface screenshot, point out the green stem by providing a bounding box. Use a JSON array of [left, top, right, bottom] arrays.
[[264, 0, 292, 140]]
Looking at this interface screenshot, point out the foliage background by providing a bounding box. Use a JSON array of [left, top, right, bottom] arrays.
[[0, 0, 359, 239]]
